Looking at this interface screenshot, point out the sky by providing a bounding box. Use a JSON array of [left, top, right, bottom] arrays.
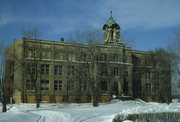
[[0, 0, 180, 51]]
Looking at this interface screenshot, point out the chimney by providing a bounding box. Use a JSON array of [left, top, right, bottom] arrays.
[[60, 38, 64, 42]]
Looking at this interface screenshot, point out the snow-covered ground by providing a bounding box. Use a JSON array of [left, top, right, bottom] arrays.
[[0, 99, 180, 122]]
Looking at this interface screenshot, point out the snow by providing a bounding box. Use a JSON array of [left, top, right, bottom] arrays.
[[0, 99, 179, 122]]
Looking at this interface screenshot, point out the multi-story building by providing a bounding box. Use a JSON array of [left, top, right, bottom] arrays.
[[4, 14, 171, 104]]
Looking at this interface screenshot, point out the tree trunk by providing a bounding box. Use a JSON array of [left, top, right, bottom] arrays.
[[2, 102, 7, 112], [92, 62, 99, 107], [92, 84, 99, 107], [36, 93, 40, 108], [35, 85, 40, 108], [36, 101, 40, 108]]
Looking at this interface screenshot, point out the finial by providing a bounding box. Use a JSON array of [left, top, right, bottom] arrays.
[[110, 11, 112, 17]]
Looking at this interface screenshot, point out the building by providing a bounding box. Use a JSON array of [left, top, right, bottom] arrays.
[[5, 13, 171, 104]]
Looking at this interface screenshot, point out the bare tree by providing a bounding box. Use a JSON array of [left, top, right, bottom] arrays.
[[0, 43, 7, 112], [68, 28, 103, 106], [22, 28, 42, 108], [22, 27, 41, 39], [168, 25, 180, 99], [154, 48, 171, 103], [121, 32, 134, 47], [68, 28, 135, 105], [9, 28, 42, 108], [169, 26, 180, 75], [132, 48, 171, 103], [0, 42, 12, 112]]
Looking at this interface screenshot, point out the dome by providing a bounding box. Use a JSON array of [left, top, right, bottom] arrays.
[[106, 16, 116, 26], [102, 11, 120, 30]]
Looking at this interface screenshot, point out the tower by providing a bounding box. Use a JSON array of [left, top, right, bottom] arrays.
[[102, 11, 121, 44]]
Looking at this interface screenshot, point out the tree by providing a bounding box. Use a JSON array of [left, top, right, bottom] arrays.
[[121, 32, 134, 47], [69, 28, 134, 105], [0, 42, 11, 112], [0, 43, 7, 112], [169, 26, 180, 75], [132, 48, 171, 103], [22, 27, 41, 39], [153, 48, 171, 103], [68, 28, 103, 106], [9, 28, 42, 108], [168, 25, 180, 99], [22, 28, 42, 108]]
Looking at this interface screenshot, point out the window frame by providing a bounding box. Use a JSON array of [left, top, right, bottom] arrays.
[[113, 66, 119, 76], [67, 65, 75, 76], [80, 80, 87, 91], [41, 64, 49, 75], [54, 65, 62, 75], [41, 80, 49, 91], [67, 79, 74, 91], [54, 80, 62, 91], [26, 79, 34, 91]]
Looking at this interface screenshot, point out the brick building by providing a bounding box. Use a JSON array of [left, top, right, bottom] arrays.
[[5, 14, 171, 104]]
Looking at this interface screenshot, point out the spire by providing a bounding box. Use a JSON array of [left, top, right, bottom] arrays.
[[110, 11, 112, 18]]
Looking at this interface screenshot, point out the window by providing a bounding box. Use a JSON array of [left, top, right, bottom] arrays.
[[100, 67, 108, 76], [27, 80, 34, 90], [68, 54, 75, 61], [41, 80, 49, 90], [80, 80, 87, 91], [123, 55, 128, 63], [133, 55, 141, 66], [145, 83, 151, 92], [139, 85, 142, 92], [154, 83, 160, 91], [54, 52, 63, 60], [54, 65, 62, 75], [145, 72, 151, 79], [41, 51, 50, 59], [54, 80, 62, 91], [27, 50, 33, 58], [113, 67, 119, 76], [154, 72, 159, 80], [68, 66, 75, 76], [153, 62, 157, 67], [79, 67, 87, 77], [26, 63, 35, 74], [41, 64, 49, 75], [145, 60, 150, 66], [101, 81, 107, 91], [41, 44, 50, 48], [100, 53, 107, 61], [87, 80, 91, 89], [112, 54, 118, 62], [27, 50, 39, 58], [67, 79, 74, 91], [124, 69, 128, 77], [79, 54, 86, 61]]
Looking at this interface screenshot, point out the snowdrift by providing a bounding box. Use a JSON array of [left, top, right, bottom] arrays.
[[113, 112, 180, 122]]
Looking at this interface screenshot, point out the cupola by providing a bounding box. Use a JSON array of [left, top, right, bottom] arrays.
[[102, 11, 121, 44]]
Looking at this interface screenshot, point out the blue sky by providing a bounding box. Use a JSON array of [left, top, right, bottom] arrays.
[[0, 0, 180, 51]]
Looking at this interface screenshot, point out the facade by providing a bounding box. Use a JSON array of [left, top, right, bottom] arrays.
[[5, 14, 171, 104]]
